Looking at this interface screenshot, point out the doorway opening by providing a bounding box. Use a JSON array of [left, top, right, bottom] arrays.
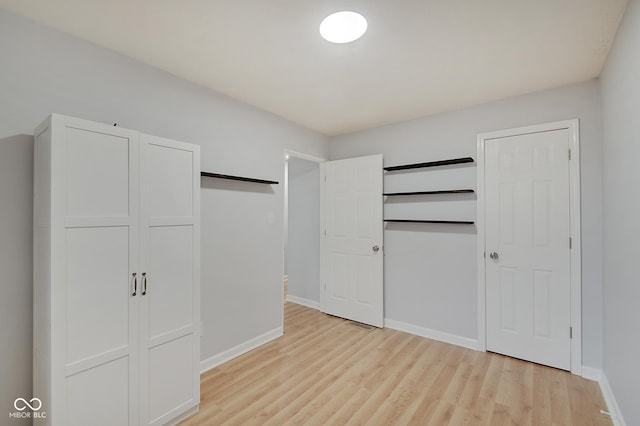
[[283, 151, 326, 312]]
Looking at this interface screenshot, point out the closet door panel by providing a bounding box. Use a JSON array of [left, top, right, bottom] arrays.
[[148, 226, 194, 337], [140, 134, 200, 425], [147, 143, 194, 218], [148, 335, 195, 423], [55, 115, 141, 426], [65, 126, 130, 218], [66, 226, 129, 363], [66, 357, 129, 426]]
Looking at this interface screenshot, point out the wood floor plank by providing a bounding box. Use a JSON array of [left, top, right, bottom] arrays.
[[367, 340, 444, 424], [495, 356, 534, 425], [457, 351, 492, 415], [532, 360, 553, 425], [345, 336, 432, 424], [237, 325, 394, 424], [219, 329, 372, 423], [181, 302, 612, 426], [392, 343, 456, 424], [263, 330, 407, 425]]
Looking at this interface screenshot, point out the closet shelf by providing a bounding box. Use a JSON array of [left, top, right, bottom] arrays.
[[384, 189, 474, 196], [201, 172, 279, 185], [384, 157, 474, 171], [384, 219, 475, 224]]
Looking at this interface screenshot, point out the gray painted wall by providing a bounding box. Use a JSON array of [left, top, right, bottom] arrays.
[[287, 157, 321, 303], [330, 80, 604, 370], [0, 135, 34, 425], [0, 8, 328, 414], [600, 0, 639, 424]]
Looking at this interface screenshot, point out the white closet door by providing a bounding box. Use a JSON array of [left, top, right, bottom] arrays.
[[139, 134, 200, 426], [57, 115, 140, 426], [485, 128, 571, 370]]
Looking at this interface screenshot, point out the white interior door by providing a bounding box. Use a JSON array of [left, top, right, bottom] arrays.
[[139, 135, 200, 425], [484, 128, 571, 370], [321, 154, 383, 327]]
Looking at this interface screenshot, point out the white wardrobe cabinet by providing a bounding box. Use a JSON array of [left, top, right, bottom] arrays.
[[33, 114, 200, 425]]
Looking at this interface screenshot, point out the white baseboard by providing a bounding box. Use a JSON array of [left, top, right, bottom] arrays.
[[599, 373, 627, 426], [286, 295, 320, 310], [581, 365, 603, 382], [200, 326, 283, 374], [384, 318, 478, 351], [283, 300, 477, 350]]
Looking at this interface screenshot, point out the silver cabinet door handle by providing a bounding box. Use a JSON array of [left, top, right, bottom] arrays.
[[142, 272, 147, 296], [372, 245, 380, 253], [489, 252, 499, 261], [132, 273, 137, 296]]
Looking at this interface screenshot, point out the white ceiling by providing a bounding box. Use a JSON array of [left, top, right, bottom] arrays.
[[0, 0, 628, 136]]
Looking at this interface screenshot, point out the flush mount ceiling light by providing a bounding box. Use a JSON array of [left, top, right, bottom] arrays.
[[319, 11, 368, 44]]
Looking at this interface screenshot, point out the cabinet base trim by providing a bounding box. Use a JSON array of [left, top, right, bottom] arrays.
[[200, 327, 283, 374], [166, 404, 199, 426]]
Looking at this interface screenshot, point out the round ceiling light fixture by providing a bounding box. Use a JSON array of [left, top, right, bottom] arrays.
[[319, 11, 368, 44]]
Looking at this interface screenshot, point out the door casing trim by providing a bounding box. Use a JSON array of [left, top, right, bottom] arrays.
[[476, 119, 582, 375]]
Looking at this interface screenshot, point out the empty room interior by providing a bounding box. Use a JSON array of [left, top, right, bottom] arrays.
[[1, 0, 639, 425]]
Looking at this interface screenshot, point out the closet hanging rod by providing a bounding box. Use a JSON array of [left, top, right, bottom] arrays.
[[384, 157, 474, 171], [200, 172, 279, 185]]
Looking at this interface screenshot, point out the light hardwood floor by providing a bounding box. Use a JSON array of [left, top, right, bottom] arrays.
[[182, 302, 611, 425]]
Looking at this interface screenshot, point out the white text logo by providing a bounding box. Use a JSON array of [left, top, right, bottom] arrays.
[[14, 398, 42, 411], [9, 397, 46, 419]]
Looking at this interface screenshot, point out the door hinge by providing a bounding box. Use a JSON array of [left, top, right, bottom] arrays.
[[324, 283, 326, 292], [569, 237, 572, 249], [570, 326, 573, 339], [568, 149, 571, 160], [484, 251, 486, 259], [324, 228, 327, 237], [324, 175, 327, 182]]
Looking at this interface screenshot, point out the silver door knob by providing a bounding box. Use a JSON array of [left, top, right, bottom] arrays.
[[489, 252, 499, 261], [372, 245, 380, 253]]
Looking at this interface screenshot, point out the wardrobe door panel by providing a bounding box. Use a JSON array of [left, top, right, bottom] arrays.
[[147, 335, 195, 423], [36, 114, 141, 426], [66, 357, 129, 426], [140, 134, 200, 425], [65, 126, 130, 218], [148, 226, 194, 337], [60, 118, 140, 426], [66, 226, 130, 364], [147, 143, 194, 218]]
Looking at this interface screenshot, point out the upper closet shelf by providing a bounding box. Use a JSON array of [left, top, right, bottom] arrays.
[[201, 172, 279, 184], [384, 157, 474, 171]]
